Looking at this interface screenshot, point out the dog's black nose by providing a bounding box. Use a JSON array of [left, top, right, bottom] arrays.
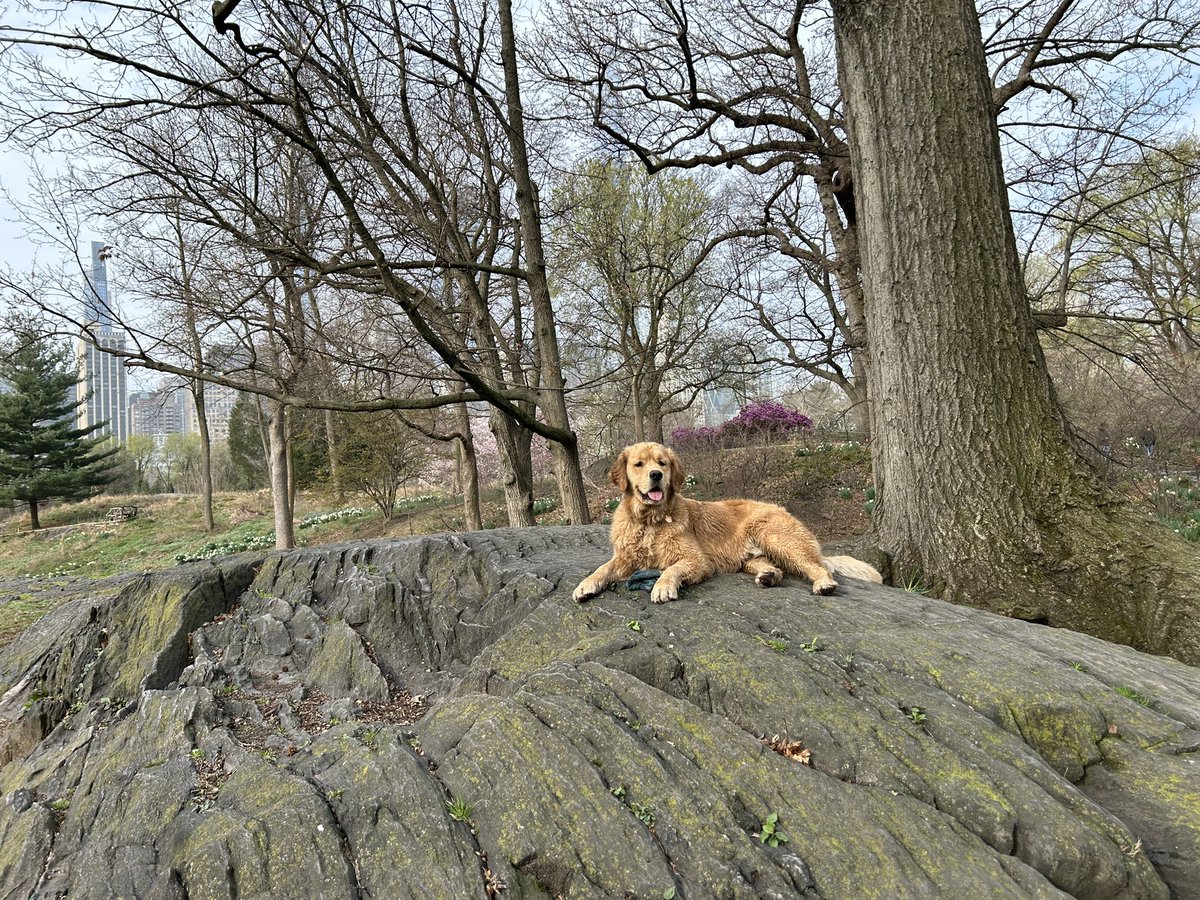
[[649, 469, 663, 482]]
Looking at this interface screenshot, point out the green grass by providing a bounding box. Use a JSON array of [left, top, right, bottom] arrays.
[[1151, 475, 1200, 542], [1113, 685, 1153, 706], [0, 494, 397, 579]]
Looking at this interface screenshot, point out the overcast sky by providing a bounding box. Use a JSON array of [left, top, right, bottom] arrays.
[[1, 13, 1197, 328]]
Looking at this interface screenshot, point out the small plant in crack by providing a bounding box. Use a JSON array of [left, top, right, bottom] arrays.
[[1068, 660, 1088, 673], [1114, 685, 1152, 706], [629, 802, 655, 828], [626, 619, 643, 633], [904, 706, 927, 725], [611, 786, 655, 828], [798, 636, 820, 653], [446, 796, 473, 822], [758, 812, 789, 847], [757, 635, 789, 653]]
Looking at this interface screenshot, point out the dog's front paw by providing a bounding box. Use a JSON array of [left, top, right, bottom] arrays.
[[755, 569, 781, 588], [573, 578, 603, 602], [650, 579, 679, 604], [811, 575, 838, 595]]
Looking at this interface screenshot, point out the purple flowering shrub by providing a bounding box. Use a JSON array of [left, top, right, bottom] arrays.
[[722, 401, 813, 442], [671, 402, 812, 449]]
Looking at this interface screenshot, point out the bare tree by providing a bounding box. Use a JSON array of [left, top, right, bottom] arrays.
[[0, 0, 593, 526], [830, 0, 1200, 663], [550, 159, 738, 443], [535, 0, 1198, 428]]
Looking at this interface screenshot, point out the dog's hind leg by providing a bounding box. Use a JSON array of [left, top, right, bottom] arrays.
[[753, 514, 839, 595], [742, 555, 784, 588]]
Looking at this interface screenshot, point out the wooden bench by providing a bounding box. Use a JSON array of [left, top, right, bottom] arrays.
[[105, 505, 139, 523]]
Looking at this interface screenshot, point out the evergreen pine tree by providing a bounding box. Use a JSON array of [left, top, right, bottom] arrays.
[[0, 326, 118, 529]]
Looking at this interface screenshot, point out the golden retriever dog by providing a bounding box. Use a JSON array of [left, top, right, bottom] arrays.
[[574, 442, 882, 605]]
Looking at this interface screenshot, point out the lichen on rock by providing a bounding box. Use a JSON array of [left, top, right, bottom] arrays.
[[0, 526, 1197, 898]]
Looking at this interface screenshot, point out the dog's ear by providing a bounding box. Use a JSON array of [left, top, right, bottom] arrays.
[[667, 447, 686, 495], [608, 449, 630, 493]]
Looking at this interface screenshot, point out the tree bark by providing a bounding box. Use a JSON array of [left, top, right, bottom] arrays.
[[832, 0, 1200, 663], [489, 410, 535, 527], [324, 409, 343, 501], [497, 0, 591, 525], [267, 397, 296, 549], [29, 500, 40, 531], [192, 377, 216, 533], [455, 402, 484, 531]]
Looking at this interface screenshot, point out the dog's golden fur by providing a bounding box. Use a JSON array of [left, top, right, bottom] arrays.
[[574, 442, 882, 604]]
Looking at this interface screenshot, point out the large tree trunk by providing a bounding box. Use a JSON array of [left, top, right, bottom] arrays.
[[832, 0, 1200, 663]]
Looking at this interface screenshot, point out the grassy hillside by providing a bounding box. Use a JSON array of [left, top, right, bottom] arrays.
[[3, 440, 1190, 651], [0, 442, 879, 580]]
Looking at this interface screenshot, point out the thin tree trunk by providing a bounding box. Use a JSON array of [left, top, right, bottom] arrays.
[[29, 500, 40, 531], [253, 394, 271, 484], [843, 375, 869, 438], [832, 0, 1200, 663], [285, 414, 297, 520], [490, 410, 535, 527], [497, 0, 590, 524], [456, 402, 484, 531], [324, 409, 342, 501], [644, 374, 665, 444], [631, 377, 646, 444], [267, 397, 295, 549], [174, 209, 214, 532], [192, 378, 216, 533]]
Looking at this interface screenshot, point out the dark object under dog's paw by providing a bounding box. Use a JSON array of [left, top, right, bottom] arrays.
[[627, 569, 662, 592]]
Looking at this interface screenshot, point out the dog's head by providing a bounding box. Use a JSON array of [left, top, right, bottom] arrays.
[[609, 442, 686, 509]]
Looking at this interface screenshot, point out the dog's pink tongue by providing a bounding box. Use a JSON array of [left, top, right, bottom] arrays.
[[648, 489, 664, 502]]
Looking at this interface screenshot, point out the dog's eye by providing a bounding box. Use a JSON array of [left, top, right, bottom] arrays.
[[633, 461, 644, 468]]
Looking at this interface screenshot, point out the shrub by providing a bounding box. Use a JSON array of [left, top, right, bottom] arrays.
[[722, 401, 813, 441], [670, 425, 722, 449], [672, 402, 813, 451]]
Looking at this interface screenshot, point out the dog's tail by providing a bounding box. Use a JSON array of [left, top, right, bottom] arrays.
[[823, 555, 883, 584]]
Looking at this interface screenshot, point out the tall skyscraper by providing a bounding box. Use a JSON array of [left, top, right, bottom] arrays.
[[76, 241, 129, 443], [83, 241, 115, 327]]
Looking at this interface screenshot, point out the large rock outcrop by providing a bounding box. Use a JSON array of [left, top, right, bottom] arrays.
[[0, 526, 1197, 899]]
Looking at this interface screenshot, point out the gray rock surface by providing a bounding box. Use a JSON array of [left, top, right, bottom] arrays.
[[0, 526, 1197, 898]]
